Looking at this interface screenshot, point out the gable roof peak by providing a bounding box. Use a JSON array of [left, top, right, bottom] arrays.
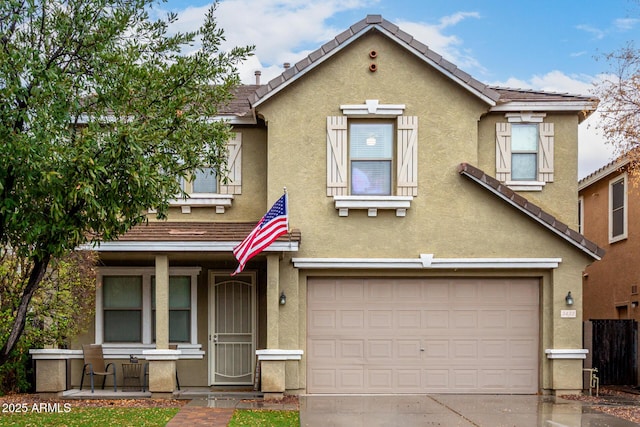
[[251, 14, 501, 108]]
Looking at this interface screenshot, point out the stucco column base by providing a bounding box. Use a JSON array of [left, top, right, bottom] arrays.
[[546, 351, 587, 395], [35, 359, 66, 392], [147, 361, 176, 392], [260, 360, 285, 393], [143, 350, 179, 393]]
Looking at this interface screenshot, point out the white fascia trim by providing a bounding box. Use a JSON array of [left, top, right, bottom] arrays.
[[82, 241, 299, 252], [30, 349, 84, 360], [291, 255, 561, 269], [545, 349, 589, 359], [170, 194, 234, 207], [491, 101, 596, 113], [213, 114, 257, 125], [30, 345, 205, 360], [256, 349, 303, 361], [505, 181, 545, 191], [340, 99, 406, 116]]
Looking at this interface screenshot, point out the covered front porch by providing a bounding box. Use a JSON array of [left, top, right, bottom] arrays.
[[30, 222, 304, 397]]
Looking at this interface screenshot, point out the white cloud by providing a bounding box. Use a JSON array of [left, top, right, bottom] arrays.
[[614, 18, 640, 31], [157, 0, 378, 84], [154, 3, 614, 177], [396, 12, 484, 73], [576, 24, 606, 40]]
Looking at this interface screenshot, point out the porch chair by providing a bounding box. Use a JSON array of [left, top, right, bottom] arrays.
[[80, 344, 117, 393]]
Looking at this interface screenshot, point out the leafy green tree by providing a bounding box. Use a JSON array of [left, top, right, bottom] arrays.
[[0, 0, 253, 365]]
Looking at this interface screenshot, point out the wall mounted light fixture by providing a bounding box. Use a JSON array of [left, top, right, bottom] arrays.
[[565, 291, 574, 306], [279, 291, 287, 306]]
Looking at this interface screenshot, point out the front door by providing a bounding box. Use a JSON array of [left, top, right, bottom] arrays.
[[209, 272, 256, 385]]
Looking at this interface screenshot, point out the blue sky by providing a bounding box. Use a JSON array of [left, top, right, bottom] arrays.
[[158, 0, 640, 178]]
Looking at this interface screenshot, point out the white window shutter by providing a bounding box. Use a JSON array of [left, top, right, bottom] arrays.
[[219, 132, 242, 194], [495, 122, 511, 182], [538, 122, 554, 182], [327, 116, 348, 196], [397, 116, 418, 196]]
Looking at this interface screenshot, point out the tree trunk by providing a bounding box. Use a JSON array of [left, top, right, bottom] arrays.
[[0, 254, 51, 366]]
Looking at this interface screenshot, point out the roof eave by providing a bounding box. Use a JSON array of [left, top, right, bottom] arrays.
[[458, 163, 604, 261], [252, 20, 500, 109]]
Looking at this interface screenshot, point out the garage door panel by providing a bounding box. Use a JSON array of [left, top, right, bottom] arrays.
[[340, 310, 364, 328], [308, 278, 539, 394], [369, 310, 393, 328]]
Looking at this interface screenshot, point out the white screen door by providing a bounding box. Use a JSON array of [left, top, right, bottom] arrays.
[[209, 273, 255, 385]]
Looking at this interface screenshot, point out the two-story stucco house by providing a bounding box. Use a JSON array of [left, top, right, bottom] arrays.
[[32, 15, 603, 396]]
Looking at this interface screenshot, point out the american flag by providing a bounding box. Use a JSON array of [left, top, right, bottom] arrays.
[[232, 193, 289, 276]]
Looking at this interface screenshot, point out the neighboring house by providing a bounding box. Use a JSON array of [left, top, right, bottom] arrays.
[[32, 15, 603, 396], [579, 156, 638, 320]]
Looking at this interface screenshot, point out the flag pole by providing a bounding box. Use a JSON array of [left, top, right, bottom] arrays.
[[283, 187, 289, 233]]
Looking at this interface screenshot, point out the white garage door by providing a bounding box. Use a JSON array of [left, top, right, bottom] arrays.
[[307, 277, 539, 394]]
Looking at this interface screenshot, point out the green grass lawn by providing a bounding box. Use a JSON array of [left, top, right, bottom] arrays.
[[229, 409, 300, 427], [0, 407, 180, 427]]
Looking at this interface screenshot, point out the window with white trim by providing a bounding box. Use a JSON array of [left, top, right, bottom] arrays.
[[326, 100, 417, 217], [350, 121, 394, 195], [496, 113, 554, 191], [152, 276, 192, 343], [578, 196, 584, 235], [96, 267, 200, 344], [171, 133, 242, 214], [609, 174, 628, 243]]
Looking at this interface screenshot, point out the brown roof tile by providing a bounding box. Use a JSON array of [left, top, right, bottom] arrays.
[[457, 163, 605, 260], [250, 14, 502, 107], [116, 222, 301, 243]]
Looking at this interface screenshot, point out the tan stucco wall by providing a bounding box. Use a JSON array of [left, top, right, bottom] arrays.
[[254, 31, 592, 394], [478, 113, 581, 227]]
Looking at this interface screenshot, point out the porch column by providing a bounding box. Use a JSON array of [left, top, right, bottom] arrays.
[[266, 254, 280, 348], [155, 255, 169, 350], [262, 254, 285, 396]]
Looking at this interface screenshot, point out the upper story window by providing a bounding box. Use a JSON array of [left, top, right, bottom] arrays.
[[350, 122, 393, 195], [510, 124, 538, 181], [326, 100, 417, 217], [578, 196, 584, 235], [169, 133, 242, 214], [496, 113, 554, 191], [609, 173, 628, 243], [192, 167, 218, 194]]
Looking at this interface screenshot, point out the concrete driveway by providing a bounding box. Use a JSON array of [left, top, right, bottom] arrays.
[[299, 394, 640, 427]]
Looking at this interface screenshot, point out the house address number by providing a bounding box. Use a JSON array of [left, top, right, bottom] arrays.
[[561, 310, 577, 318]]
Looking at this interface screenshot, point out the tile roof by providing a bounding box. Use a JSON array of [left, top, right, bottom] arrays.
[[115, 222, 301, 243], [457, 163, 605, 260], [217, 85, 261, 117], [491, 87, 595, 103], [250, 14, 502, 107], [217, 15, 597, 121]]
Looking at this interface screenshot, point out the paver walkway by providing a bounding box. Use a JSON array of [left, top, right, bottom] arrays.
[[165, 397, 299, 427], [165, 406, 235, 427]]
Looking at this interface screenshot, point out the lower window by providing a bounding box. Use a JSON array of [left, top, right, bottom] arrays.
[[97, 267, 200, 344]]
